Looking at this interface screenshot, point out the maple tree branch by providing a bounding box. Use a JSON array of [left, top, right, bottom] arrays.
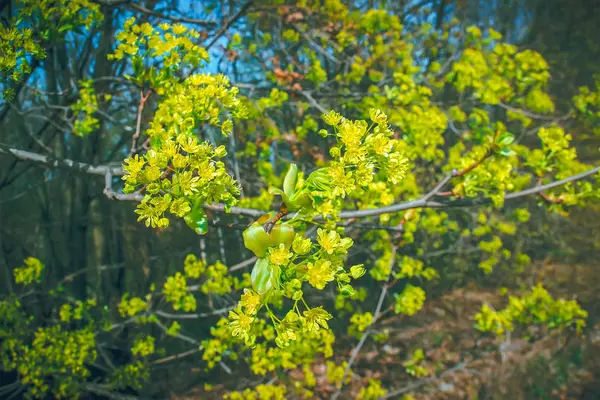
[[2, 145, 598, 219], [454, 149, 493, 177], [0, 145, 123, 176], [151, 348, 200, 366]]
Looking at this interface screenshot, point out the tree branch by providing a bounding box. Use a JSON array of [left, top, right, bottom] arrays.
[[3, 145, 598, 220], [151, 348, 200, 365], [128, 3, 218, 27], [130, 90, 151, 156], [205, 1, 254, 50], [0, 145, 123, 176], [154, 306, 234, 319], [381, 359, 473, 399], [497, 102, 565, 121]]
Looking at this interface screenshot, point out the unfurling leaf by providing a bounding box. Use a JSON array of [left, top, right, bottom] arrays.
[[184, 200, 208, 235], [251, 258, 280, 296]]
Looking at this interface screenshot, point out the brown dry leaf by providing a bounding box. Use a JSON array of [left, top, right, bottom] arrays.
[[285, 12, 304, 23]]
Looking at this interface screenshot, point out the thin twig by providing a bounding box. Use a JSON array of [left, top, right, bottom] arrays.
[[130, 90, 151, 156], [151, 348, 200, 365], [154, 305, 234, 319], [129, 3, 217, 27], [205, 1, 254, 50], [497, 102, 566, 121], [381, 360, 472, 399], [422, 169, 457, 201], [454, 149, 493, 177]]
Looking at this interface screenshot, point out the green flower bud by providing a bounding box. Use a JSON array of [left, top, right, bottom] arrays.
[[269, 223, 295, 250], [341, 284, 355, 297], [292, 234, 312, 255], [214, 145, 227, 158], [337, 272, 351, 284], [318, 129, 328, 138], [350, 264, 366, 279]]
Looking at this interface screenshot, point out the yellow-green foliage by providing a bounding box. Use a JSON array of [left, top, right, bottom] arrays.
[[2, 3, 599, 398], [71, 80, 100, 137], [394, 284, 426, 316], [0, 0, 102, 99], [224, 384, 287, 400], [13, 257, 44, 285], [2, 324, 97, 399], [112, 19, 248, 229], [403, 348, 428, 377], [474, 284, 588, 336], [358, 379, 388, 399]]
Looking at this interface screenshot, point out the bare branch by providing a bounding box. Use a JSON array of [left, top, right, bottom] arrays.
[[154, 306, 234, 319], [151, 348, 200, 365], [422, 169, 457, 201], [382, 360, 473, 399], [130, 90, 151, 156], [0, 145, 123, 176], [205, 1, 254, 50], [128, 3, 217, 27], [497, 102, 568, 121]]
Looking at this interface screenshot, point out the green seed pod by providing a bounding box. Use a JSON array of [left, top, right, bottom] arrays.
[[243, 221, 295, 257], [269, 223, 295, 250]]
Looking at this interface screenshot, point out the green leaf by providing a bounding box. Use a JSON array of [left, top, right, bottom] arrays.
[[283, 163, 299, 199], [268, 187, 291, 209], [184, 201, 208, 235], [251, 258, 280, 295], [132, 56, 143, 76], [150, 136, 162, 150], [499, 148, 516, 157], [58, 24, 73, 33], [497, 132, 515, 147]]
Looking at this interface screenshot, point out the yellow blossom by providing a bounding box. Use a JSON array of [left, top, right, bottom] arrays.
[[268, 244, 293, 266], [306, 259, 335, 289], [240, 289, 261, 315], [316, 228, 340, 254]]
